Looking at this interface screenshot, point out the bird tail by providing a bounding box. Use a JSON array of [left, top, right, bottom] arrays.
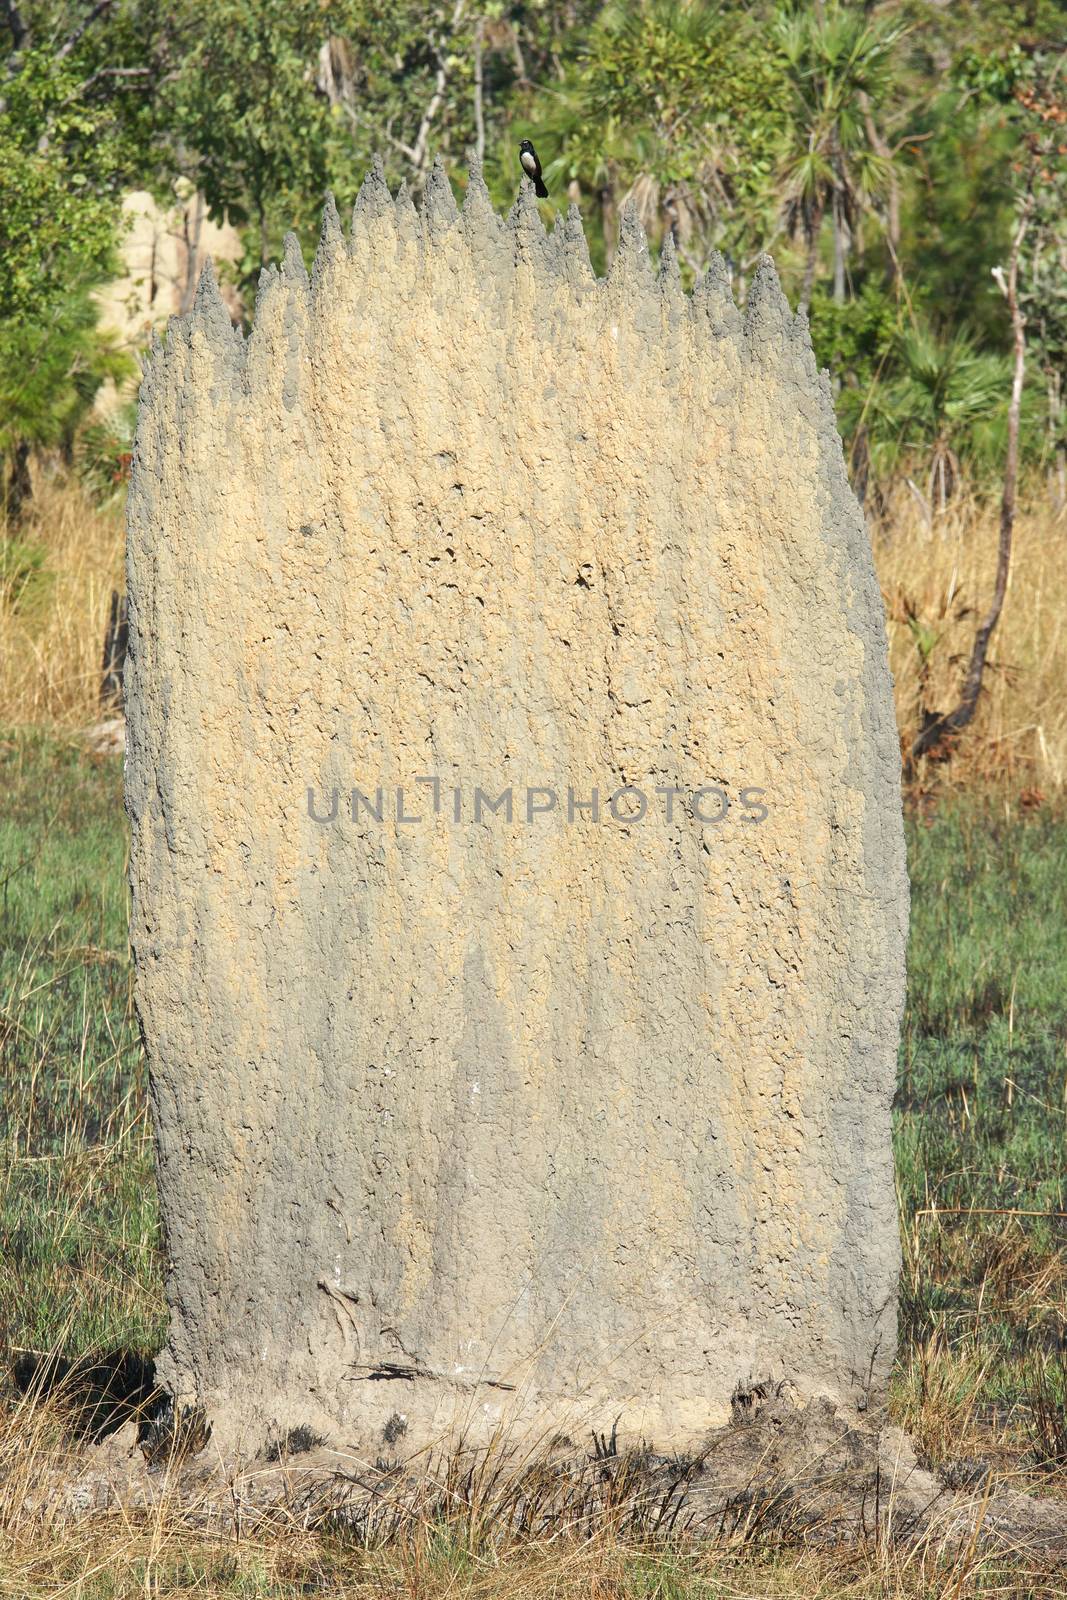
[[535, 179, 549, 199]]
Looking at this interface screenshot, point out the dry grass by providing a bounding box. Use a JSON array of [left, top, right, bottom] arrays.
[[876, 488, 1067, 793], [0, 1385, 1063, 1600], [0, 474, 124, 730]]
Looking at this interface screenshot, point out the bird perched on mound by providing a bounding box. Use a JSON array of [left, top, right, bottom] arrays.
[[518, 139, 549, 199]]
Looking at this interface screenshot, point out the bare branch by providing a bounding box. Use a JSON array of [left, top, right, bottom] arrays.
[[409, 0, 467, 175], [2, 0, 29, 87], [54, 0, 113, 63], [472, 15, 484, 165], [382, 116, 417, 164], [1, 0, 28, 54], [883, 130, 933, 158], [859, 90, 901, 277], [68, 63, 152, 95], [510, 22, 528, 89], [909, 185, 1035, 769]]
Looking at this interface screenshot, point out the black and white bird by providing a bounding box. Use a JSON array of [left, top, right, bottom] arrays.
[[518, 139, 549, 199]]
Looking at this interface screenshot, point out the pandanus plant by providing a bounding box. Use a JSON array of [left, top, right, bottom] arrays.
[[773, 0, 904, 314], [866, 325, 1016, 512]]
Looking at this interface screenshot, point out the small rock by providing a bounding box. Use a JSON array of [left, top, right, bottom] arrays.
[[84, 716, 126, 756]]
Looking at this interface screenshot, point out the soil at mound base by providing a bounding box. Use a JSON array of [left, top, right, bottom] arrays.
[[29, 1391, 1067, 1560]]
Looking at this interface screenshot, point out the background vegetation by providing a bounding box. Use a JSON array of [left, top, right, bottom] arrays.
[[1, 0, 1064, 515], [2, 0, 1064, 785]]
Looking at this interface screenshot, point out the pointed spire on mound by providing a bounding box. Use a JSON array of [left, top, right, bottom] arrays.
[[692, 251, 740, 336], [424, 154, 459, 241], [609, 200, 652, 284], [658, 228, 680, 284], [463, 149, 488, 208], [282, 233, 309, 287], [543, 209, 566, 274], [191, 259, 233, 340], [394, 179, 418, 246], [563, 201, 594, 286], [509, 177, 547, 264], [789, 303, 820, 384], [187, 258, 245, 386], [221, 160, 807, 358], [249, 261, 279, 331], [352, 155, 393, 236], [462, 150, 503, 252], [656, 229, 684, 325], [319, 191, 343, 248], [744, 254, 791, 346], [312, 192, 344, 292]]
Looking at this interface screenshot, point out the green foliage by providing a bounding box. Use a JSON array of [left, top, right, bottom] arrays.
[[159, 0, 357, 276], [540, 1, 786, 271], [0, 733, 162, 1363], [319, 2, 480, 180], [897, 798, 1067, 1379], [896, 95, 1015, 347], [0, 49, 126, 325], [319, 2, 603, 201], [0, 287, 133, 465], [0, 17, 144, 487], [808, 286, 1049, 496], [951, 40, 1033, 105], [808, 279, 903, 388]]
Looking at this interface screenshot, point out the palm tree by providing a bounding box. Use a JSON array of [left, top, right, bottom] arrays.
[[773, 2, 904, 313]]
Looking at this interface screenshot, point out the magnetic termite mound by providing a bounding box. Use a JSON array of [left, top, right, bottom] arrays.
[[125, 155, 909, 1462]]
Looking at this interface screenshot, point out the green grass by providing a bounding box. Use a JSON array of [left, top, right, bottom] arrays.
[[0, 731, 163, 1366], [894, 797, 1067, 1477], [0, 730, 1065, 1494]]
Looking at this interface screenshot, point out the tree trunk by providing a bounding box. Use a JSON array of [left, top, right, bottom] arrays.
[[851, 423, 871, 508], [798, 195, 825, 316], [1047, 368, 1065, 515], [909, 197, 1032, 769], [860, 95, 900, 287], [472, 17, 485, 164], [510, 23, 528, 88], [832, 189, 847, 304], [100, 588, 129, 709], [410, 0, 467, 177], [180, 191, 205, 316], [4, 441, 32, 525]]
